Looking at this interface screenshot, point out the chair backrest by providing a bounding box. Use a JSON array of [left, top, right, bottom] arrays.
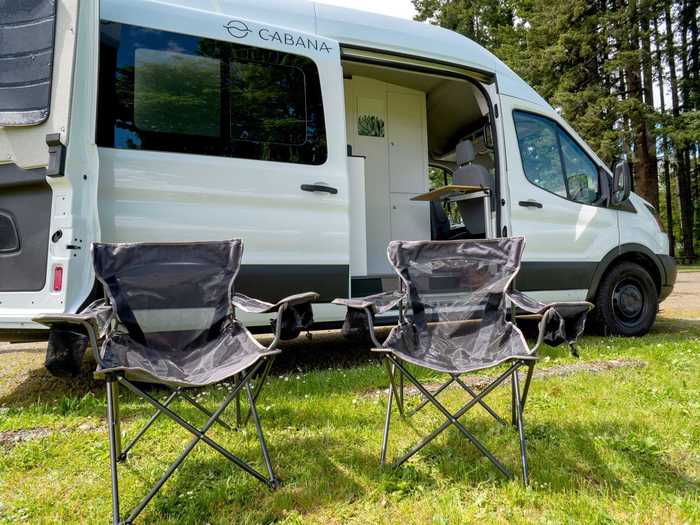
[[92, 240, 243, 351], [386, 238, 525, 352], [453, 139, 490, 188]]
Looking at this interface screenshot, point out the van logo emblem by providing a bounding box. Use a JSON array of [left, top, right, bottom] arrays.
[[223, 20, 252, 39], [223, 19, 332, 54]]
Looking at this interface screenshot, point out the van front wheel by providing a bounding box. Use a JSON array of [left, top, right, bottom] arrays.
[[594, 262, 658, 336]]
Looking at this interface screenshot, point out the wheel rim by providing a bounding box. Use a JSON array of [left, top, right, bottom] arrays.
[[612, 277, 646, 327]]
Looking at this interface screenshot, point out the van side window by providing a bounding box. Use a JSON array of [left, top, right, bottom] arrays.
[[513, 111, 600, 204], [97, 22, 327, 165], [512, 112, 567, 197]]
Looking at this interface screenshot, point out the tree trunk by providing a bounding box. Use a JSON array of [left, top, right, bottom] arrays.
[[672, 0, 695, 259], [624, 0, 659, 208], [654, 16, 675, 255]]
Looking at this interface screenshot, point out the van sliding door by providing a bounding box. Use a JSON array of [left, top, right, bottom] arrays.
[[96, 2, 350, 323]]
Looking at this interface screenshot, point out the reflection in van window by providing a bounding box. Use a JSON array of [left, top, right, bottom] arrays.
[[512, 112, 566, 197], [134, 49, 221, 137], [513, 111, 600, 204], [230, 59, 307, 145], [559, 132, 600, 204], [97, 22, 327, 165]]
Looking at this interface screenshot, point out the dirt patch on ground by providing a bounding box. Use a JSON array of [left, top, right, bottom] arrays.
[[0, 427, 54, 448], [364, 358, 647, 399]]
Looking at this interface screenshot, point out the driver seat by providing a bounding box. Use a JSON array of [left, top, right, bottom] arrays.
[[452, 140, 490, 188]]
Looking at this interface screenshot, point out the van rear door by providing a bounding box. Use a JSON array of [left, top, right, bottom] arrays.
[[0, 0, 101, 339]]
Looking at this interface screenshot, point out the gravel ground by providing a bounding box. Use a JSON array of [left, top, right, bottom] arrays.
[[660, 270, 700, 315]]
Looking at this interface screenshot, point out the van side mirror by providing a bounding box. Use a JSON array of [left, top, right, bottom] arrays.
[[611, 160, 632, 204]]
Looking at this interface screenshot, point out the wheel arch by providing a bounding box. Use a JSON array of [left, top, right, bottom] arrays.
[[587, 244, 663, 302]]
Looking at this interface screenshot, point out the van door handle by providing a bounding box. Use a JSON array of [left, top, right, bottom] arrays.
[[518, 200, 543, 209], [301, 184, 338, 195]]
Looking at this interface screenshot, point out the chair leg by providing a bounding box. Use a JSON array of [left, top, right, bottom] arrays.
[[234, 374, 241, 430], [511, 372, 517, 426], [453, 375, 508, 426], [520, 362, 535, 412], [383, 359, 404, 417], [380, 358, 394, 466], [105, 377, 121, 525], [119, 389, 179, 462], [408, 376, 455, 417], [117, 364, 272, 523], [242, 357, 274, 427], [180, 390, 232, 431], [512, 367, 529, 486], [245, 380, 279, 488], [389, 356, 514, 479], [398, 367, 404, 414]]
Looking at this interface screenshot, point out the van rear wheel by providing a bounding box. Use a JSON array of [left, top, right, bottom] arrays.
[[594, 262, 658, 336]]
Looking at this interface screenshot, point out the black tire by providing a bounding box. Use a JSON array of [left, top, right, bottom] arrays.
[[593, 261, 658, 336]]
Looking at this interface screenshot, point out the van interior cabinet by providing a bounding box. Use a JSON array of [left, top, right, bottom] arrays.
[[345, 77, 430, 275]]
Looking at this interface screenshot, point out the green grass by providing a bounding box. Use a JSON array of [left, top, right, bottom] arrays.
[[678, 264, 700, 273], [1, 317, 699, 524]]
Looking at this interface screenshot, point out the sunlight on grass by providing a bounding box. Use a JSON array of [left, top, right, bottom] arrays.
[[1, 316, 699, 524]]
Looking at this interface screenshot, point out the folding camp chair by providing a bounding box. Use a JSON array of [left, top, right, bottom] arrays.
[[334, 237, 591, 485], [35, 240, 318, 524]]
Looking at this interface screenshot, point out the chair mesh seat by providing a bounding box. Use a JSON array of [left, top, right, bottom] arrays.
[[97, 321, 268, 387], [382, 320, 534, 374]]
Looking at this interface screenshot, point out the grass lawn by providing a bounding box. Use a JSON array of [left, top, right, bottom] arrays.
[[678, 265, 700, 273], [1, 315, 699, 524]]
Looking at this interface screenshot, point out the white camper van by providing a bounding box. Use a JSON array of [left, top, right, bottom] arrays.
[[0, 0, 676, 343]]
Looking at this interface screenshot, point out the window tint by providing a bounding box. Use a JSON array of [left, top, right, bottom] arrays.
[[97, 22, 327, 165], [512, 112, 566, 197], [513, 111, 600, 204]]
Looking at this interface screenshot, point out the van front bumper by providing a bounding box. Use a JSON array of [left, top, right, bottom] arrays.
[[657, 253, 677, 303]]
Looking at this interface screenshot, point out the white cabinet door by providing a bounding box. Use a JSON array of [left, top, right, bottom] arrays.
[[388, 92, 428, 194]]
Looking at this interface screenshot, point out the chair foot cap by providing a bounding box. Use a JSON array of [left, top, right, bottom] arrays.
[[269, 478, 282, 489]]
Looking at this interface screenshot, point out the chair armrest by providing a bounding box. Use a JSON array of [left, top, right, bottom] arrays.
[[332, 291, 405, 348], [233, 292, 319, 351], [508, 290, 593, 356], [33, 299, 113, 337], [232, 292, 319, 314], [332, 291, 405, 314], [33, 299, 114, 366], [508, 290, 592, 317]]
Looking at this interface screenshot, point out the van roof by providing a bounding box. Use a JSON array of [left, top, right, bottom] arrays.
[[127, 0, 550, 109]]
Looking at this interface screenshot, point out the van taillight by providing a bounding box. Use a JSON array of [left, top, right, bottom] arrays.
[[52, 266, 63, 292]]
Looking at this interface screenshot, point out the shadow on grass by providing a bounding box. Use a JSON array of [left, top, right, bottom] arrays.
[[97, 410, 699, 524], [0, 327, 392, 410]]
